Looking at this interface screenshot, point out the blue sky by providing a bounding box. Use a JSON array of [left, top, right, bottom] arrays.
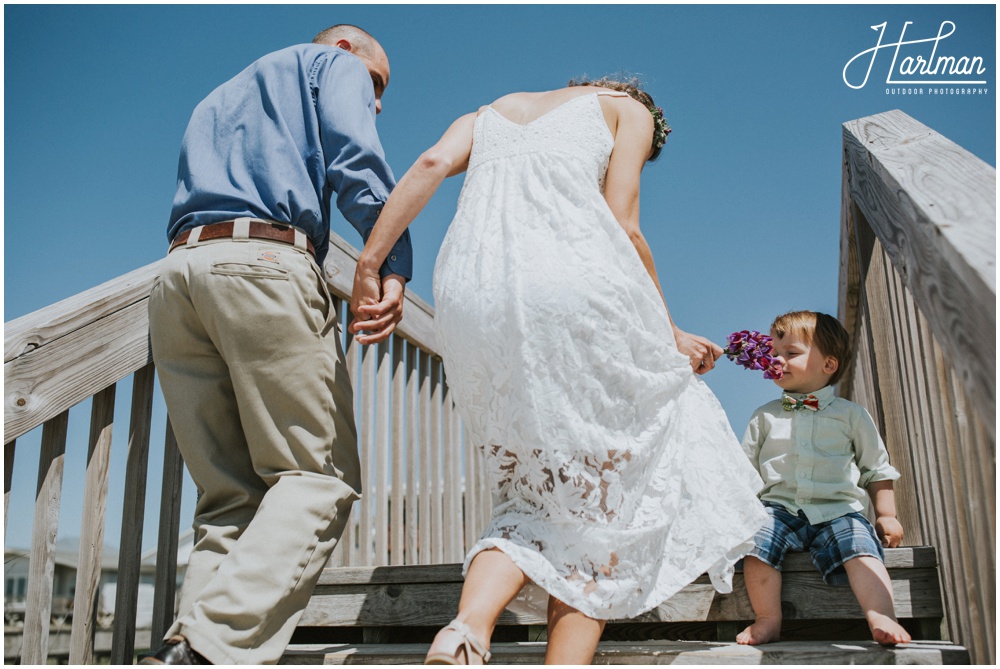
[[4, 4, 995, 552]]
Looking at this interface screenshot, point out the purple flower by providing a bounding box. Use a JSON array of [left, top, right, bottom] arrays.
[[723, 329, 784, 379]]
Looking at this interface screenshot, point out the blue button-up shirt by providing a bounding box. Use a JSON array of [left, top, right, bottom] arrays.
[[168, 44, 412, 278], [741, 385, 900, 524]]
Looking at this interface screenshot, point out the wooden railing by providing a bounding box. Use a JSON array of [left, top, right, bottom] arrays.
[[3, 231, 491, 664], [838, 110, 995, 664]]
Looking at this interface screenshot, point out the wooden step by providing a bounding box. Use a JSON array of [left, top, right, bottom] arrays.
[[283, 639, 970, 664], [300, 547, 943, 633]]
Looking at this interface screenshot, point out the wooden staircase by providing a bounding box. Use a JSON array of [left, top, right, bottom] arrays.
[[281, 546, 969, 664]]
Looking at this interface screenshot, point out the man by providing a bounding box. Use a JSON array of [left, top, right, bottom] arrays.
[[143, 24, 410, 665]]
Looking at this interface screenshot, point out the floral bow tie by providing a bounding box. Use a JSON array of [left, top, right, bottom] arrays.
[[782, 394, 820, 412]]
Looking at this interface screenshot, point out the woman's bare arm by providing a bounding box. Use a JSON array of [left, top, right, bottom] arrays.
[[351, 112, 477, 343], [602, 98, 722, 374]]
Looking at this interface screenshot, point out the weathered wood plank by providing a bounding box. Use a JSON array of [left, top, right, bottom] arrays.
[[69, 385, 116, 665], [110, 364, 155, 664], [322, 231, 437, 353], [463, 427, 477, 556], [338, 302, 361, 568], [404, 342, 419, 566], [843, 110, 995, 437], [3, 439, 14, 537], [21, 410, 69, 665], [151, 419, 185, 646], [442, 379, 460, 563], [301, 567, 942, 628], [430, 358, 443, 565], [853, 219, 923, 544], [357, 342, 376, 565], [390, 336, 405, 566], [374, 339, 391, 566], [282, 639, 970, 665], [4, 260, 162, 364], [418, 350, 432, 565], [5, 299, 153, 442], [315, 548, 935, 587]]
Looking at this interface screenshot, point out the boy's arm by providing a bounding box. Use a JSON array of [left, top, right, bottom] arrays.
[[853, 406, 904, 547], [867, 479, 904, 547], [740, 410, 765, 470]]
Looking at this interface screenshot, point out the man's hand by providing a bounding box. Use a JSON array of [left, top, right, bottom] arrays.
[[875, 515, 904, 548], [349, 272, 406, 344], [674, 328, 724, 375]]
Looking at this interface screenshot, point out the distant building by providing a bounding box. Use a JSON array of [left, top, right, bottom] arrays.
[[4, 536, 163, 628]]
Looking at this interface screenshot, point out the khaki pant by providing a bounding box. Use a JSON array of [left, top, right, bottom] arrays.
[[149, 226, 360, 664]]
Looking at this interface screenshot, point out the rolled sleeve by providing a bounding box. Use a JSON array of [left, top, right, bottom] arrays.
[[853, 407, 900, 487], [315, 52, 413, 280]]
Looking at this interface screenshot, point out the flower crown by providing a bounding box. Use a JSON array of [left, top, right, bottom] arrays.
[[650, 106, 671, 150]]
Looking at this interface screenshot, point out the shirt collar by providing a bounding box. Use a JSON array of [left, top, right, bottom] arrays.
[[782, 385, 836, 411]]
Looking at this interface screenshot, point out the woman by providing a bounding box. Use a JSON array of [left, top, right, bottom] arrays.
[[350, 78, 767, 664]]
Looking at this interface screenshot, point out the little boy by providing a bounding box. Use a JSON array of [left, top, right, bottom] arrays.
[[736, 311, 911, 647]]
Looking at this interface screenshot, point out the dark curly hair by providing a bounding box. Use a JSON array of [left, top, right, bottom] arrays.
[[569, 76, 668, 161]]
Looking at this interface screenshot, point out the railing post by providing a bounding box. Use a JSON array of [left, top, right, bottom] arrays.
[[21, 410, 69, 665], [69, 384, 117, 664], [151, 419, 185, 646], [111, 363, 155, 664]]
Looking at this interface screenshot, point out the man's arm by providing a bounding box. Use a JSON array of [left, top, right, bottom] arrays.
[[315, 50, 413, 282]]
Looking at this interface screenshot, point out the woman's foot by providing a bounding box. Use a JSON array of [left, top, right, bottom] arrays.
[[425, 619, 491, 665], [868, 613, 911, 646], [735, 617, 781, 645]]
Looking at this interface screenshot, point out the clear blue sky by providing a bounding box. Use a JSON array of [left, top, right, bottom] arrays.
[[5, 4, 995, 553]]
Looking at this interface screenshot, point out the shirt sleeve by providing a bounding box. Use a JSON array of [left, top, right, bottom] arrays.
[[314, 51, 413, 280], [741, 409, 765, 467], [852, 406, 900, 487]]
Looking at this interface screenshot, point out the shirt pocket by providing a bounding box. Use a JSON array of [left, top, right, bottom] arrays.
[[812, 415, 853, 456]]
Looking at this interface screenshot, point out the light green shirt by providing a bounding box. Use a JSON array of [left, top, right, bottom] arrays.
[[741, 385, 900, 524]]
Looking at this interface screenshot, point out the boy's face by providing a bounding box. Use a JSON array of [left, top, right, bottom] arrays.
[[769, 329, 838, 394]]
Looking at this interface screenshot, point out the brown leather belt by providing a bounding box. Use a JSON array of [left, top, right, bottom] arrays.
[[169, 220, 316, 258]]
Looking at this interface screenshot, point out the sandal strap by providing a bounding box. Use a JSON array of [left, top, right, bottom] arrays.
[[444, 619, 491, 663]]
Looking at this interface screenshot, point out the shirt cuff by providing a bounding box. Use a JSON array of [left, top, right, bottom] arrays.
[[859, 466, 901, 487], [378, 228, 413, 281]]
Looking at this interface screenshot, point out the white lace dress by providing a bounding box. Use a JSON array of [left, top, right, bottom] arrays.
[[433, 92, 767, 620]]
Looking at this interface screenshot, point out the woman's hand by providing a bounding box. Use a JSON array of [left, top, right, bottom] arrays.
[[674, 328, 724, 374], [350, 266, 405, 344]]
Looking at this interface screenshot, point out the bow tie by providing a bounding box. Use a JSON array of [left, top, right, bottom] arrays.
[[782, 394, 820, 412]]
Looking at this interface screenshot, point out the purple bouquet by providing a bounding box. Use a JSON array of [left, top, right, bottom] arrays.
[[724, 330, 784, 379]]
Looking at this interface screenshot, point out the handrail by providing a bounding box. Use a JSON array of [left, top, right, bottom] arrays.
[[3, 229, 490, 663], [838, 109, 995, 664]]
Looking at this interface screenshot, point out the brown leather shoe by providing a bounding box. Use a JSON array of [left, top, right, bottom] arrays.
[[138, 638, 211, 665]]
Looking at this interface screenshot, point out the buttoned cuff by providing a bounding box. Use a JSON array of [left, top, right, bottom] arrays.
[[379, 228, 412, 281]]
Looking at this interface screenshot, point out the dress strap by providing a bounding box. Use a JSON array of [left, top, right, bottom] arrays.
[[595, 90, 630, 97]]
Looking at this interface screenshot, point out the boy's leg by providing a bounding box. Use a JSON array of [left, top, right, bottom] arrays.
[[737, 557, 783, 645], [843, 556, 912, 646], [737, 504, 804, 645], [811, 512, 911, 647]]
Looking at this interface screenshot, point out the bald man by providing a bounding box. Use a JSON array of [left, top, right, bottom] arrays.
[[143, 25, 410, 664]]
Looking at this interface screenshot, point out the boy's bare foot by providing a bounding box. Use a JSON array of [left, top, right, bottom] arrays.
[[736, 618, 781, 645], [869, 613, 911, 646]]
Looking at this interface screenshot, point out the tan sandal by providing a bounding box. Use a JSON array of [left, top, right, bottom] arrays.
[[424, 619, 492, 665]]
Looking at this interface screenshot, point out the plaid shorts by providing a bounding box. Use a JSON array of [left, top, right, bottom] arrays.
[[744, 502, 885, 586]]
